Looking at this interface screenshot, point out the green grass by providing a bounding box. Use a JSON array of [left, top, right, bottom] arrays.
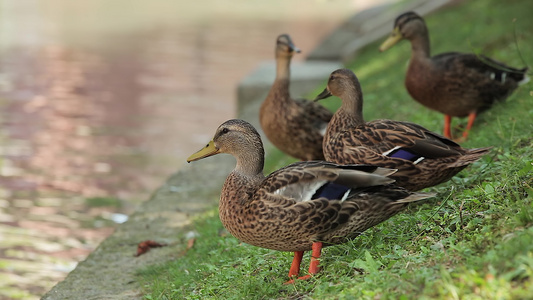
[[138, 0, 533, 298], [85, 196, 123, 207]]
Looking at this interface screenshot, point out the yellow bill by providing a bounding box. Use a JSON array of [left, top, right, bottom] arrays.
[[187, 140, 220, 162], [379, 27, 402, 52]]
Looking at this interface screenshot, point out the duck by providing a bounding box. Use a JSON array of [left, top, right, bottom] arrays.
[[187, 119, 434, 283], [314, 69, 492, 191], [379, 11, 529, 140], [260, 34, 333, 160]]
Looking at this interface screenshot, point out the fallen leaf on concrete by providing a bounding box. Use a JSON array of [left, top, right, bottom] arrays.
[[134, 240, 167, 257], [186, 238, 195, 250]]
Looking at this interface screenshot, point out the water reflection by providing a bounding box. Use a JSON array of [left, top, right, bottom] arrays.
[[0, 0, 382, 297]]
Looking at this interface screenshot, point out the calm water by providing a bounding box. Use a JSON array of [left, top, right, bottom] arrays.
[[0, 0, 383, 298]]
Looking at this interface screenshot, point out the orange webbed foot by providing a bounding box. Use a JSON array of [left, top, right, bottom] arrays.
[[285, 242, 323, 284]]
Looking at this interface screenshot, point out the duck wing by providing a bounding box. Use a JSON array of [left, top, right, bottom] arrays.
[[258, 161, 396, 203], [349, 120, 463, 159], [432, 52, 528, 110]]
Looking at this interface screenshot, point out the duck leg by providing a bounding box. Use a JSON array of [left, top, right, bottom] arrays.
[[443, 115, 453, 139], [297, 242, 323, 281], [287, 251, 304, 277], [285, 242, 324, 284], [462, 112, 477, 140]]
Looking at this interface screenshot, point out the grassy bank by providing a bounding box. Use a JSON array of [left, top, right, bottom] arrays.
[[139, 0, 533, 298]]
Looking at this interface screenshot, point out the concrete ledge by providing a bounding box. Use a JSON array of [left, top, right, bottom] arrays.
[[236, 60, 343, 117], [308, 0, 458, 63], [307, 2, 393, 61]]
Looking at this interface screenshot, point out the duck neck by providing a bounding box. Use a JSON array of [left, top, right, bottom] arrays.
[[339, 88, 365, 126], [410, 31, 431, 59], [326, 90, 364, 142], [266, 55, 291, 105], [234, 145, 265, 179], [276, 54, 291, 81]]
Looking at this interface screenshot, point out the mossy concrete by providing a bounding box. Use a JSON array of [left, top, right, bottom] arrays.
[[42, 0, 453, 299]]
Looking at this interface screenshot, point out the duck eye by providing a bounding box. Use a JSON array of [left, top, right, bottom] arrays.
[[221, 128, 229, 134]]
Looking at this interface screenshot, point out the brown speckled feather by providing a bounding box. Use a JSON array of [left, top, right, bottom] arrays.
[[260, 34, 332, 160], [317, 69, 492, 191], [188, 119, 433, 252]]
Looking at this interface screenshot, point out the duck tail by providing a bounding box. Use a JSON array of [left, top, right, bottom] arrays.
[[450, 146, 492, 167], [518, 67, 530, 85], [395, 192, 436, 204]]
